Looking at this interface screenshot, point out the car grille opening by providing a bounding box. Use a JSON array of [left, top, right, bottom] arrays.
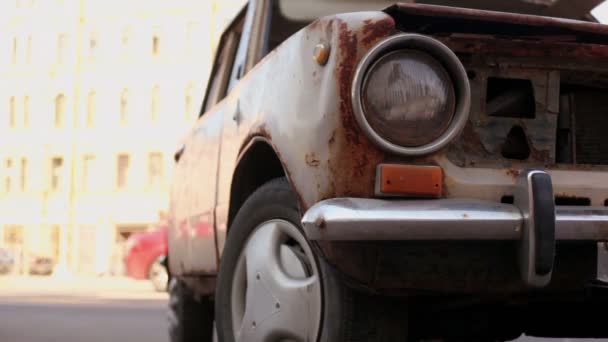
[[486, 77, 536, 119], [558, 85, 608, 165], [501, 126, 530, 160], [501, 195, 514, 204], [555, 196, 590, 206]]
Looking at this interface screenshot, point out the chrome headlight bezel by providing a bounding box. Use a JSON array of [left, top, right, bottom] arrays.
[[351, 34, 471, 156]]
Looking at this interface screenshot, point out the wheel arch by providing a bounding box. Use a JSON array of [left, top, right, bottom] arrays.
[[227, 137, 288, 229]]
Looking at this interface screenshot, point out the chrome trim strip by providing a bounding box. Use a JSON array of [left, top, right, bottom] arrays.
[[351, 33, 471, 156], [301, 198, 608, 242], [556, 207, 608, 240]]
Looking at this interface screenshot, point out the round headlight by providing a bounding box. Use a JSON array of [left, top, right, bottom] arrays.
[[362, 50, 456, 147], [351, 34, 471, 156]]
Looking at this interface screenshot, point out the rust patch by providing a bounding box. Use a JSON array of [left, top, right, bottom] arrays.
[[305, 153, 321, 167], [439, 35, 608, 61], [506, 169, 521, 179], [319, 19, 387, 201], [529, 145, 552, 164], [314, 216, 326, 229], [328, 130, 336, 145], [337, 20, 360, 146], [461, 122, 487, 155], [361, 16, 395, 47]]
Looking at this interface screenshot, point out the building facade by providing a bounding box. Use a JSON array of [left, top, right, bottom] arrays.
[[0, 0, 245, 275]]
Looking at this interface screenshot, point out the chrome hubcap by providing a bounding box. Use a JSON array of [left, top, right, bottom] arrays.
[[231, 220, 321, 342], [150, 260, 168, 290]]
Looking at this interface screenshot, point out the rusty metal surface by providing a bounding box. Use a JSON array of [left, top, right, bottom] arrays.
[[397, 0, 604, 21], [169, 11, 398, 275], [170, 1, 608, 280], [168, 109, 226, 276], [214, 11, 396, 224], [433, 31, 608, 171], [388, 3, 608, 40], [447, 66, 559, 166], [436, 34, 608, 62]]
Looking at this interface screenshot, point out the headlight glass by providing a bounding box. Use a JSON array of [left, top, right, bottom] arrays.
[[361, 50, 456, 147]]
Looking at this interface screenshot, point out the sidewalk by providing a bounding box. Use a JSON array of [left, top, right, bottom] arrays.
[[0, 275, 168, 302]]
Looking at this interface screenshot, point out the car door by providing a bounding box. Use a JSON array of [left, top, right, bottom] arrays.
[[169, 7, 250, 276]]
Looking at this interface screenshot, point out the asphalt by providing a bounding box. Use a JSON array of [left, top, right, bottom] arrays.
[[0, 275, 607, 342], [0, 299, 168, 342], [0, 275, 169, 342]]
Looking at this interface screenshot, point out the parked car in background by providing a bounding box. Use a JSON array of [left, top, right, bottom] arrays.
[[124, 226, 168, 292], [0, 248, 14, 275], [28, 256, 54, 276]]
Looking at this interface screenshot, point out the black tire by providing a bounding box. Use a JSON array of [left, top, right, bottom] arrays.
[[215, 178, 404, 341], [168, 278, 214, 342]]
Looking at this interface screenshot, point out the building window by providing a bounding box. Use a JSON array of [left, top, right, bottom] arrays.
[[11, 37, 17, 64], [26, 35, 32, 64], [86, 90, 95, 127], [4, 159, 12, 193], [120, 89, 128, 124], [89, 32, 98, 59], [148, 152, 163, 187], [185, 23, 196, 55], [54, 94, 66, 128], [185, 85, 194, 120], [82, 154, 95, 191], [121, 28, 130, 50], [51, 157, 63, 191], [57, 34, 67, 64], [3, 225, 23, 251], [116, 154, 129, 189], [150, 85, 160, 122], [20, 158, 27, 191], [9, 96, 16, 128], [152, 35, 160, 56], [23, 96, 29, 127]]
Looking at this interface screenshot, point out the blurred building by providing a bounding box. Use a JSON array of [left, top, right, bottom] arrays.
[[0, 0, 245, 275]]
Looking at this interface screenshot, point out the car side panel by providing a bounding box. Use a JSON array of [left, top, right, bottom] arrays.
[[168, 104, 228, 276], [214, 12, 395, 259]]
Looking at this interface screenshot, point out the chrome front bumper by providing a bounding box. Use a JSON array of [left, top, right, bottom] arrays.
[[301, 170, 608, 288], [302, 199, 608, 241]]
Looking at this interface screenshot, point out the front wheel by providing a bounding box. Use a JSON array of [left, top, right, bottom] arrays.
[[215, 178, 403, 342], [168, 278, 214, 342]]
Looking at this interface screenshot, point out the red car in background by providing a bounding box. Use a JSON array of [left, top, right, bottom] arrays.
[[124, 226, 168, 292]]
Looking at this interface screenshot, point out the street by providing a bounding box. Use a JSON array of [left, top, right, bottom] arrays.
[[0, 276, 168, 342], [0, 299, 167, 342], [0, 276, 607, 342]]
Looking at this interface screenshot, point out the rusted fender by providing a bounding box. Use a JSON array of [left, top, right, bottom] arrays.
[[217, 11, 396, 218]]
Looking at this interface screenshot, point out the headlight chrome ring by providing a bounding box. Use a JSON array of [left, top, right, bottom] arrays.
[[351, 33, 471, 156]]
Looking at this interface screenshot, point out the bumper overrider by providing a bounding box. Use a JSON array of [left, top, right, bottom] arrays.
[[302, 170, 608, 288]]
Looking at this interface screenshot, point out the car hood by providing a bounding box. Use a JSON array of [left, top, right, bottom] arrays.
[[386, 3, 608, 44], [404, 0, 603, 20]]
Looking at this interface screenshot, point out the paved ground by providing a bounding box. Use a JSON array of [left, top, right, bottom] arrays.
[[0, 275, 606, 342], [0, 275, 169, 342], [0, 300, 167, 342]]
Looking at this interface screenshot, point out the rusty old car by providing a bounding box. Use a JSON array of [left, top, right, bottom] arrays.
[[167, 0, 608, 341]]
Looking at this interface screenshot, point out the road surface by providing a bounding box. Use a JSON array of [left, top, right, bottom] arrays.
[[0, 275, 606, 342], [0, 298, 168, 342]]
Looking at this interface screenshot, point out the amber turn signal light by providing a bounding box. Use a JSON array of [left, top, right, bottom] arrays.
[[376, 164, 443, 198]]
